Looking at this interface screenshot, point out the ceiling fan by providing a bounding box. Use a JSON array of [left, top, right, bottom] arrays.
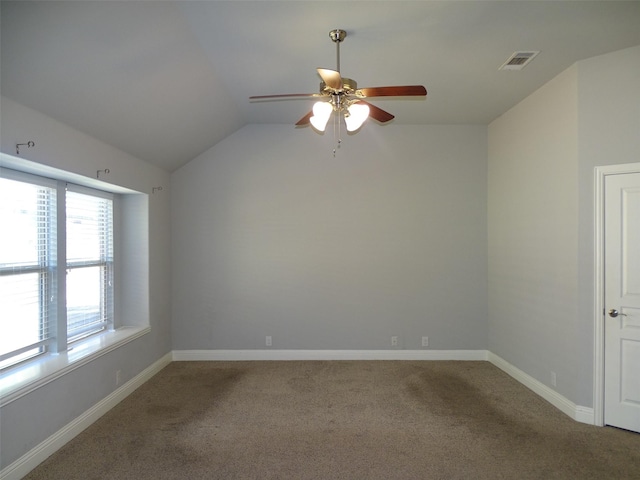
[[249, 29, 427, 133]]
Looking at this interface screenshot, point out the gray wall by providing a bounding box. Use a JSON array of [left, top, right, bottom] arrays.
[[172, 124, 488, 351], [487, 65, 580, 403], [0, 97, 172, 468], [576, 45, 640, 404], [488, 45, 640, 408]]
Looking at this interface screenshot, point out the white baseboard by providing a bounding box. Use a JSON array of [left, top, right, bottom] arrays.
[[172, 349, 490, 362], [487, 352, 594, 425], [0, 352, 172, 480]]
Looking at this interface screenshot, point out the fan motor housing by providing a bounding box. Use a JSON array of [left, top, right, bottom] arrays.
[[320, 77, 357, 94]]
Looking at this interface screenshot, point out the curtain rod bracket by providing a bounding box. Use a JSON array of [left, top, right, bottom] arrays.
[[97, 168, 110, 179], [16, 141, 35, 155]]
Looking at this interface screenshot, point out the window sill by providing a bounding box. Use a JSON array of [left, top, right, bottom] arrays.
[[0, 326, 150, 407]]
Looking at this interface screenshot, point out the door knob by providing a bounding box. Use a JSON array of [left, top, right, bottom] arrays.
[[609, 309, 627, 318]]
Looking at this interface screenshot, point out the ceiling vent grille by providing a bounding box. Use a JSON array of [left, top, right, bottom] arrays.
[[499, 51, 540, 71]]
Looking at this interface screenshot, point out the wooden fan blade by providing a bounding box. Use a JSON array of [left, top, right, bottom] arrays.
[[358, 85, 427, 97], [250, 93, 319, 100], [358, 100, 395, 123], [317, 68, 343, 90], [295, 111, 313, 126]]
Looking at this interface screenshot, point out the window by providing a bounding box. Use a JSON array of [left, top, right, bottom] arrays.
[[0, 170, 114, 370], [0, 153, 150, 405], [65, 187, 114, 343], [0, 174, 56, 368]]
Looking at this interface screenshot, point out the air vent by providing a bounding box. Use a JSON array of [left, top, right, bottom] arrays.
[[499, 51, 540, 71]]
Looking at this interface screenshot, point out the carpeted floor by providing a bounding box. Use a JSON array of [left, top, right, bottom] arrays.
[[24, 361, 640, 479]]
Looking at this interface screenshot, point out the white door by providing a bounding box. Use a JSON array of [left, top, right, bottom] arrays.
[[604, 172, 640, 432]]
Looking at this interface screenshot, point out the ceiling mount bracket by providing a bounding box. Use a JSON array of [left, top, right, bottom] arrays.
[[329, 29, 346, 43]]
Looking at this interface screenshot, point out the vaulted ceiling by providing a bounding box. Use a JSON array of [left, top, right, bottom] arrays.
[[2, 1, 640, 172]]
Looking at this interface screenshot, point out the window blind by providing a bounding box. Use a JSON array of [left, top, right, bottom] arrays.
[[65, 188, 114, 343], [0, 177, 56, 368]]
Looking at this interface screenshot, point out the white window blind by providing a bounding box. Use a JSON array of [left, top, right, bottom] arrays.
[[0, 176, 57, 369], [65, 187, 114, 343]]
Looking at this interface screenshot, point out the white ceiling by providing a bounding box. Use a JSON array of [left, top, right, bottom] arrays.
[[2, 1, 640, 172]]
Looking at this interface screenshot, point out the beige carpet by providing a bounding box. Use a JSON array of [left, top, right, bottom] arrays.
[[24, 361, 640, 479]]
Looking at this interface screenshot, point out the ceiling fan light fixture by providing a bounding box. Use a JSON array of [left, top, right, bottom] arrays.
[[250, 28, 426, 139], [310, 101, 333, 132], [344, 103, 369, 132]]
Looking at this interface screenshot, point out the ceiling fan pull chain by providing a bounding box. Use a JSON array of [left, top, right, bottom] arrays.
[[330, 113, 341, 157], [332, 109, 342, 157], [333, 138, 342, 158], [338, 114, 342, 151]]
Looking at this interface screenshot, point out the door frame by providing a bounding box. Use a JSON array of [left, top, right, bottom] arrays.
[[593, 162, 640, 426]]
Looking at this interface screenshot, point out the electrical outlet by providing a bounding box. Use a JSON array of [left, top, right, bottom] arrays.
[[422, 336, 429, 347], [116, 370, 122, 386], [551, 371, 557, 387], [391, 336, 398, 347], [266, 336, 272, 347]]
